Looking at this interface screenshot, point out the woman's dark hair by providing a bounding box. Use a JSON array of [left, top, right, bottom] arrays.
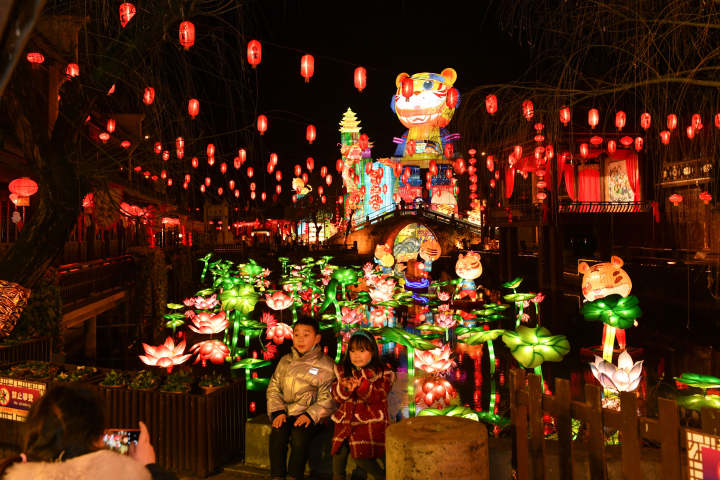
[[293, 315, 319, 334], [22, 384, 106, 461], [340, 330, 385, 377]]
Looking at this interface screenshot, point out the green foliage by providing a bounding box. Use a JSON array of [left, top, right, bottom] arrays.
[[580, 294, 641, 329], [367, 327, 437, 350], [674, 372, 720, 391], [129, 370, 159, 390], [418, 405, 480, 421], [100, 369, 127, 386], [502, 326, 570, 369], [457, 329, 506, 345], [198, 371, 228, 388]]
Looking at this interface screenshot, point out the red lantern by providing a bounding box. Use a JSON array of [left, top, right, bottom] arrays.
[[300, 54, 314, 82], [318, 186, 324, 196], [686, 126, 695, 139], [191, 157, 199, 168], [588, 108, 599, 129], [446, 88, 459, 109], [292, 194, 297, 203], [359, 133, 369, 151], [257, 115, 268, 135], [429, 160, 438, 176], [536, 192, 547, 201], [634, 137, 643, 151], [234, 189, 239, 198], [306, 124, 316, 144], [336, 159, 344, 172], [119, 3, 136, 28], [700, 192, 712, 205], [154, 142, 162, 154], [247, 40, 262, 68], [545, 145, 554, 159], [667, 114, 677, 131], [143, 87, 155, 105], [405, 139, 416, 156], [522, 100, 534, 120], [9, 177, 38, 198], [490, 179, 496, 188], [250, 182, 256, 192], [200, 184, 206, 193], [179, 21, 195, 50], [620, 136, 633, 146], [275, 170, 282, 182], [715, 114, 720, 129], [261, 192, 267, 201], [98, 132, 110, 143], [270, 153, 278, 166], [321, 195, 326, 204], [167, 178, 173, 187], [325, 174, 332, 186], [220, 163, 227, 174], [579, 143, 589, 158], [239, 148, 247, 164], [513, 145, 522, 160], [320, 166, 328, 178], [227, 180, 235, 191], [692, 113, 702, 130], [204, 177, 211, 187], [294, 164, 302, 177], [486, 156, 495, 172], [26, 52, 44, 65], [247, 167, 254, 178], [590, 136, 603, 146], [188, 98, 199, 119], [669, 194, 683, 206], [176, 136, 184, 151], [160, 170, 167, 180], [660, 130, 670, 145], [607, 140, 617, 154], [615, 111, 626, 130], [207, 156, 214, 166], [559, 106, 571, 126], [306, 157, 315, 172], [65, 63, 79, 78], [207, 144, 215, 158], [354, 66, 367, 92], [276, 184, 282, 195], [302, 173, 308, 184], [251, 191, 256, 200], [485, 94, 497, 115], [184, 174, 191, 183], [536, 181, 547, 189], [640, 113, 651, 130], [444, 143, 454, 159], [401, 77, 414, 100], [217, 187, 223, 196], [106, 118, 116, 133], [121, 140, 131, 149]]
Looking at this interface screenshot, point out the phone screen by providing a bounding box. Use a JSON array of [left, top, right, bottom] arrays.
[[103, 429, 140, 455]]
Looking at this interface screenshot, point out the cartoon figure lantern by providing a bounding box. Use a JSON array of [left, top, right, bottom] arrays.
[[455, 252, 482, 300], [578, 256, 632, 302], [419, 238, 441, 272], [373, 243, 395, 275]]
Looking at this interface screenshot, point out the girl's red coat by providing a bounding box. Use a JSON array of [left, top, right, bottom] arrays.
[[330, 364, 394, 459]]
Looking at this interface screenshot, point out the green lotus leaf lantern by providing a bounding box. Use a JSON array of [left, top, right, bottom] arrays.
[[502, 326, 570, 377], [220, 284, 259, 314], [580, 294, 641, 329], [503, 293, 537, 303], [458, 329, 506, 345], [418, 405, 480, 422], [167, 303, 185, 310], [502, 277, 523, 290], [675, 372, 720, 392]]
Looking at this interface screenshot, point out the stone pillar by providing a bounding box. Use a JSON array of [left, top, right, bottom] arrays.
[[386, 416, 489, 480]]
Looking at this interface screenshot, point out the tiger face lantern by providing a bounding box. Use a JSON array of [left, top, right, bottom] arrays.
[[578, 255, 632, 302]]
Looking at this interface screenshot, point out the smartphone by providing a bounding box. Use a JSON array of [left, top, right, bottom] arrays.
[[103, 428, 140, 455]]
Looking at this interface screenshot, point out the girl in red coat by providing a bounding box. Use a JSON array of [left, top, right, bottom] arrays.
[[331, 330, 394, 480]]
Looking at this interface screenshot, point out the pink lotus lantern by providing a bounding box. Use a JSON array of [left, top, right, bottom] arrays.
[[415, 376, 457, 409], [266, 322, 294, 345], [190, 340, 230, 367], [188, 311, 228, 334], [265, 291, 293, 310], [369, 277, 396, 303], [414, 344, 456, 374], [139, 337, 192, 372], [341, 306, 365, 325]]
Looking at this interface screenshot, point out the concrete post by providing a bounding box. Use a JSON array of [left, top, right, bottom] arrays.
[[386, 416, 489, 480]]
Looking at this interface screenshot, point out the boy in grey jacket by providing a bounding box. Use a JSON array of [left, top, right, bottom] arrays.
[[267, 316, 336, 480]]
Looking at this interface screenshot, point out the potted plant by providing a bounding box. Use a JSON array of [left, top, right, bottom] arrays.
[[129, 370, 159, 391], [198, 372, 228, 394], [55, 365, 99, 383], [99, 369, 127, 389], [159, 370, 192, 394], [27, 361, 58, 381]]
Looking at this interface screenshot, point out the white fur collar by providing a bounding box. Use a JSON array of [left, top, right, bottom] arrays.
[[4, 450, 151, 480]]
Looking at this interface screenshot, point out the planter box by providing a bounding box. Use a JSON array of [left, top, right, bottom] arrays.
[[0, 337, 52, 364], [95, 381, 246, 476]]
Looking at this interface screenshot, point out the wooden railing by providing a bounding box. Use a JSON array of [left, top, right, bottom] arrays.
[[58, 255, 134, 306]]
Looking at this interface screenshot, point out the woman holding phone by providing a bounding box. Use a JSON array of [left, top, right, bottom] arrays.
[[0, 384, 176, 479]]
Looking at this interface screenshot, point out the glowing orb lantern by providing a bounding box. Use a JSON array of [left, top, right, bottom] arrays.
[[9, 178, 38, 206], [522, 99, 534, 120], [325, 174, 332, 186], [660, 130, 670, 145], [300, 54, 314, 82], [275, 170, 282, 182], [640, 113, 651, 130], [686, 126, 695, 139], [188, 98, 199, 118], [446, 88, 459, 109], [257, 114, 267, 135], [485, 94, 497, 115], [559, 105, 571, 125], [191, 157, 199, 168], [143, 87, 155, 105], [669, 194, 683, 206], [588, 108, 599, 129], [175, 136, 184, 151], [634, 137, 643, 151], [65, 63, 79, 78], [26, 52, 44, 65], [667, 114, 677, 130], [247, 40, 261, 68], [204, 177, 211, 187], [306, 157, 314, 172], [179, 21, 195, 50], [306, 124, 316, 144], [247, 167, 254, 178], [119, 3, 136, 28], [354, 66, 367, 92], [106, 118, 116, 133], [607, 140, 616, 154], [579, 143, 589, 158], [700, 192, 712, 204], [220, 162, 227, 174]]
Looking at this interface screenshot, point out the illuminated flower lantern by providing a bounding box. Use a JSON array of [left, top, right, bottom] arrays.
[[414, 344, 455, 374], [588, 108, 599, 129], [559, 105, 570, 126], [257, 114, 267, 135], [179, 21, 195, 50], [139, 336, 192, 372], [485, 94, 497, 115], [188, 98, 199, 119], [354, 66, 367, 92], [9, 177, 38, 207], [415, 376, 457, 409], [590, 350, 643, 393], [189, 311, 228, 334], [300, 54, 314, 83], [143, 87, 155, 105], [190, 340, 229, 367], [266, 322, 293, 345], [247, 39, 261, 68], [455, 252, 482, 300], [306, 124, 316, 144], [265, 291, 293, 310], [119, 2, 136, 28]]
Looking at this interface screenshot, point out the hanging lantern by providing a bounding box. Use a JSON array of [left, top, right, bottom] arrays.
[[119, 3, 136, 28], [545, 145, 554, 159], [204, 177, 211, 187], [429, 160, 438, 176], [318, 186, 324, 196], [207, 156, 214, 166], [559, 106, 571, 126], [234, 157, 241, 169], [167, 178, 173, 187], [275, 170, 282, 182], [239, 148, 247, 164], [446, 88, 459, 109], [294, 164, 302, 177], [26, 52, 44, 65], [98, 132, 110, 143], [579, 143, 589, 158], [669, 194, 683, 206], [401, 77, 414, 100], [513, 145, 522, 160], [534, 146, 545, 159], [191, 157, 199, 168], [590, 136, 603, 146], [228, 179, 235, 191], [247, 40, 262, 68], [183, 183, 189, 190], [260, 192, 266, 201], [175, 136, 184, 152], [9, 178, 38, 205], [184, 174, 191, 183], [306, 124, 316, 144], [292, 194, 297, 203], [620, 136, 633, 146], [338, 196, 344, 205], [300, 54, 314, 82], [106, 118, 116, 133], [306, 157, 315, 172], [250, 191, 256, 200], [534, 134, 545, 143], [686, 126, 695, 139], [217, 187, 223, 196], [234, 189, 240, 198], [188, 98, 199, 118], [508, 153, 516, 167], [247, 167, 254, 178], [320, 166, 328, 178], [250, 182, 256, 192], [486, 156, 494, 172], [699, 192, 712, 205], [615, 111, 626, 130], [607, 140, 617, 154], [490, 179, 496, 188], [692, 113, 703, 130], [446, 168, 454, 179], [206, 144, 215, 158], [588, 108, 599, 129], [65, 63, 80, 78], [200, 184, 206, 193], [484, 94, 498, 115], [220, 162, 227, 174], [257, 115, 268, 135], [715, 114, 720, 129], [106, 84, 116, 95], [302, 173, 309, 184], [640, 113, 651, 130], [267, 162, 274, 175], [660, 130, 670, 145], [667, 114, 677, 131], [536, 180, 547, 189], [154, 142, 162, 154], [354, 66, 367, 92], [270, 153, 278, 166], [325, 174, 332, 186], [522, 100, 534, 120], [321, 195, 326, 204], [179, 21, 195, 50], [336, 159, 344, 172], [359, 133, 369, 151], [121, 140, 131, 149], [276, 184, 282, 195], [536, 192, 547, 201], [634, 137, 643, 151], [444, 143, 454, 159], [143, 87, 155, 105], [160, 170, 167, 180]]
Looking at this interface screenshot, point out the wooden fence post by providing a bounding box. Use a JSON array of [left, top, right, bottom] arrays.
[[510, 369, 529, 480], [555, 377, 572, 480], [584, 384, 607, 480], [658, 397, 681, 480], [619, 392, 641, 479], [528, 374, 545, 480]]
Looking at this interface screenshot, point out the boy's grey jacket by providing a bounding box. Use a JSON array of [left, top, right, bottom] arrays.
[[266, 345, 336, 423]]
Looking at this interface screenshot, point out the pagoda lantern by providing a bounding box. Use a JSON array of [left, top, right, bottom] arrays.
[[276, 184, 282, 195], [320, 166, 328, 177], [191, 157, 199, 168], [65, 63, 79, 78], [336, 159, 343, 172], [588, 108, 599, 129], [106, 118, 116, 133], [257, 115, 268, 135], [306, 157, 314, 172], [275, 170, 282, 182], [229, 180, 235, 190], [239, 148, 247, 164], [300, 54, 314, 82], [247, 40, 262, 68], [522, 100, 534, 120], [354, 66, 367, 92], [660, 130, 671, 145], [485, 94, 497, 115], [446, 88, 459, 109], [615, 111, 626, 130], [325, 174, 332, 186], [204, 177, 211, 187], [220, 162, 227, 174], [667, 114, 677, 131], [294, 164, 302, 177], [634, 137, 643, 151], [640, 113, 651, 130], [179, 21, 195, 50], [26, 52, 44, 65], [401, 77, 414, 100], [188, 98, 199, 118], [559, 105, 571, 126], [247, 167, 254, 178], [143, 87, 155, 105], [306, 124, 316, 144], [607, 140, 616, 154], [270, 153, 278, 166], [154, 142, 162, 154], [119, 3, 136, 28], [686, 126, 695, 139]]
